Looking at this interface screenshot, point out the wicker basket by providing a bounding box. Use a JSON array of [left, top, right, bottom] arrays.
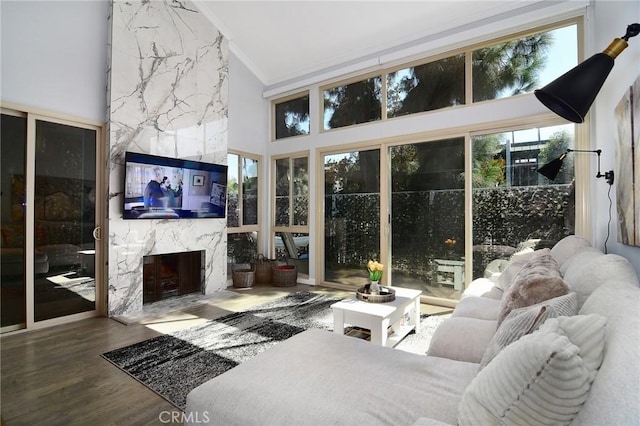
[[232, 267, 255, 288], [251, 254, 277, 285], [272, 265, 297, 287]]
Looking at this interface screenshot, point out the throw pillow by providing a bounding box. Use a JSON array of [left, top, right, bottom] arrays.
[[458, 314, 607, 426], [496, 252, 568, 327], [479, 292, 578, 369], [495, 248, 551, 291]]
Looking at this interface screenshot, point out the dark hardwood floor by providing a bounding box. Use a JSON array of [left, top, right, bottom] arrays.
[[0, 284, 449, 425], [0, 285, 350, 425]]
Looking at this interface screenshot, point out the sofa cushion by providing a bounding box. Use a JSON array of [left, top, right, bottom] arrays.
[[186, 328, 478, 426], [550, 234, 591, 269], [426, 317, 497, 363], [573, 280, 640, 426], [461, 278, 503, 300], [497, 252, 568, 326], [479, 292, 578, 369], [563, 253, 639, 309], [458, 314, 606, 426], [451, 296, 500, 321], [496, 248, 551, 291], [559, 246, 603, 275]]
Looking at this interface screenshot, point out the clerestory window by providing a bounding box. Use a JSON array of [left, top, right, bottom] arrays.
[[318, 22, 577, 133], [273, 92, 310, 140]]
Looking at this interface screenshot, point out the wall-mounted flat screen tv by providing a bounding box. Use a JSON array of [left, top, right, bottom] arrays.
[[123, 151, 228, 219]]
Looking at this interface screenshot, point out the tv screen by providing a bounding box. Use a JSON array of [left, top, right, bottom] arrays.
[[123, 152, 228, 219]]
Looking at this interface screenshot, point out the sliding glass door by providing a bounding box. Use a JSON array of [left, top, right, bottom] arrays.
[[389, 138, 465, 300], [1, 110, 101, 332], [33, 119, 98, 322], [319, 126, 574, 304], [323, 149, 380, 287], [471, 124, 575, 280]]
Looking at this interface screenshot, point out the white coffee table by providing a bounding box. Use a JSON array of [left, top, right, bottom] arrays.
[[331, 286, 422, 347]]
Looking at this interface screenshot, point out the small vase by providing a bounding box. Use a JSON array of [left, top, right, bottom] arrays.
[[370, 281, 381, 294]]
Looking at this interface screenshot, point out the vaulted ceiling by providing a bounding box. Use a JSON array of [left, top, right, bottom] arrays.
[[194, 0, 551, 90]]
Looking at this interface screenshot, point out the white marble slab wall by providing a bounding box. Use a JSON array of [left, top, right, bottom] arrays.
[[106, 0, 228, 316]]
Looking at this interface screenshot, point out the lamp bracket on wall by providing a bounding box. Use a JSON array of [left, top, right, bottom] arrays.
[[537, 148, 614, 185], [566, 149, 614, 185]]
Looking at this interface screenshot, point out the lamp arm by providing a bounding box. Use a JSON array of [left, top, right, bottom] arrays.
[[565, 149, 612, 182]]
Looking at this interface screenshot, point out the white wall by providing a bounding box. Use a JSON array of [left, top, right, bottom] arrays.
[[228, 52, 271, 255], [228, 53, 269, 155], [591, 0, 640, 273], [0, 1, 108, 123]]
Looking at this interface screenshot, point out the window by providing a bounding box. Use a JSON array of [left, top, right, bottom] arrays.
[[387, 54, 465, 118], [273, 153, 309, 275], [323, 76, 382, 130], [274, 155, 309, 227], [316, 22, 577, 132], [471, 124, 575, 280], [318, 122, 576, 302], [227, 152, 260, 276], [472, 24, 578, 102], [267, 18, 583, 305], [273, 93, 310, 140]]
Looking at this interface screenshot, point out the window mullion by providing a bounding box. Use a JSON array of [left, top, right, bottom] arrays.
[[237, 158, 244, 227], [289, 157, 294, 227]]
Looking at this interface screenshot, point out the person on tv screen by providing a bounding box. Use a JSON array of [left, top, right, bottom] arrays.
[[160, 176, 177, 207], [144, 166, 166, 208]]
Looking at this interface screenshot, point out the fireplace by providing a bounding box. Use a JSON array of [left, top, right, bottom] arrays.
[[143, 251, 203, 304]]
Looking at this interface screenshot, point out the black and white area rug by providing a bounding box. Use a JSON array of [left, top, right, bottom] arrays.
[[101, 291, 447, 409]]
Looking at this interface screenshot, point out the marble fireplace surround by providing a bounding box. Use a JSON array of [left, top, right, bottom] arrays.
[[107, 0, 229, 317]]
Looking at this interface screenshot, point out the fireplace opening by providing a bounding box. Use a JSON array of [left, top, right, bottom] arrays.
[[143, 250, 203, 304]]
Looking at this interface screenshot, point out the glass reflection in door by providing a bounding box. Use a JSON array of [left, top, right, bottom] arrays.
[[34, 120, 97, 322], [324, 149, 380, 286], [390, 138, 465, 300], [1, 113, 27, 330]]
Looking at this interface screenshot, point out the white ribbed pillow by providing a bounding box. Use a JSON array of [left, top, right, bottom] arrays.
[[479, 292, 578, 369], [458, 314, 606, 426]]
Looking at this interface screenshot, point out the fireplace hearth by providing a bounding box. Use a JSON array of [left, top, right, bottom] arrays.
[[143, 251, 203, 304]]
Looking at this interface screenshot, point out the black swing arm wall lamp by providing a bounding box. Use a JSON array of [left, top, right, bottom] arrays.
[[536, 23, 639, 184], [534, 22, 640, 124], [537, 149, 614, 185]]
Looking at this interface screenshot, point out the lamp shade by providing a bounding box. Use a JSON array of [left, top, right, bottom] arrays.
[[537, 152, 567, 181], [534, 53, 614, 123]]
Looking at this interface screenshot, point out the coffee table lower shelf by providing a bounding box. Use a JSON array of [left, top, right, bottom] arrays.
[[385, 323, 416, 347]]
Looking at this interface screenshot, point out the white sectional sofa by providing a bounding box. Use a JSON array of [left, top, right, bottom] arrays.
[[186, 236, 640, 425]]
